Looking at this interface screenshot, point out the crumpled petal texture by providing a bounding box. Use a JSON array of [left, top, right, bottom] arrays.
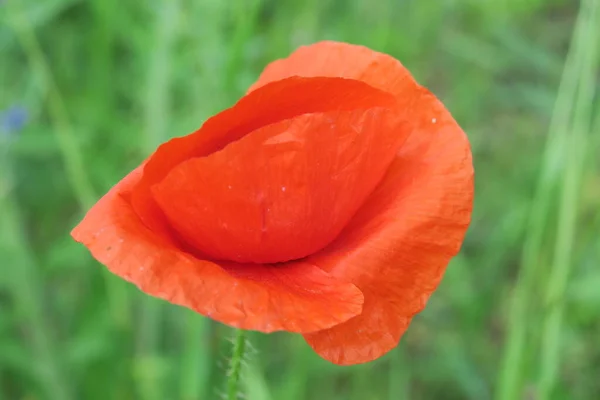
[[130, 77, 396, 239], [72, 164, 364, 333], [251, 41, 474, 365], [72, 40, 473, 366], [153, 108, 410, 264]]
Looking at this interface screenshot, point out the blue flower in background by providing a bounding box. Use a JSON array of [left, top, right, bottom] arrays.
[[1, 106, 28, 136]]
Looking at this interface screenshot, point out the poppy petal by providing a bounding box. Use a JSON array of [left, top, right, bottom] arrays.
[[304, 91, 473, 364], [71, 166, 364, 333], [152, 107, 410, 264], [249, 41, 416, 100], [130, 77, 396, 237], [248, 41, 473, 364]]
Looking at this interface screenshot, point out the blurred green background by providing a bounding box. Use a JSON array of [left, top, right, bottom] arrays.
[[1, 0, 599, 399]]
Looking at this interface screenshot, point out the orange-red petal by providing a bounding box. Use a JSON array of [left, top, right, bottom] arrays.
[[71, 165, 364, 333], [130, 77, 397, 237], [152, 108, 410, 264], [249, 41, 416, 101], [251, 41, 474, 364]]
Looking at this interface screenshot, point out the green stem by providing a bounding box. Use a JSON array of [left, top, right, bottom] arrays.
[[227, 329, 247, 400]]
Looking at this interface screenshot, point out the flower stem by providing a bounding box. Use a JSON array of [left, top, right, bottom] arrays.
[[227, 329, 247, 400]]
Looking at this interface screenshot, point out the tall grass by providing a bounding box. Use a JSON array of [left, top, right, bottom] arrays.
[[0, 193, 72, 400], [496, 0, 600, 398], [537, 0, 600, 397], [5, 0, 131, 331]]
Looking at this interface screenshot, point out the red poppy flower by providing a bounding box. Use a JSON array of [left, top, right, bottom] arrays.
[[72, 41, 473, 365]]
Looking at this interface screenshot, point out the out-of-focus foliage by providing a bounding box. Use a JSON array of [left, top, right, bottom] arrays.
[[1, 0, 598, 399]]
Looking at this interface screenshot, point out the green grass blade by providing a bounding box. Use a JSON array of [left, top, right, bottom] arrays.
[[495, 2, 590, 399], [537, 0, 600, 397], [5, 3, 95, 209], [136, 1, 180, 399], [179, 316, 211, 400], [5, 1, 131, 330], [388, 346, 410, 400], [223, 0, 264, 96], [0, 194, 72, 400]]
